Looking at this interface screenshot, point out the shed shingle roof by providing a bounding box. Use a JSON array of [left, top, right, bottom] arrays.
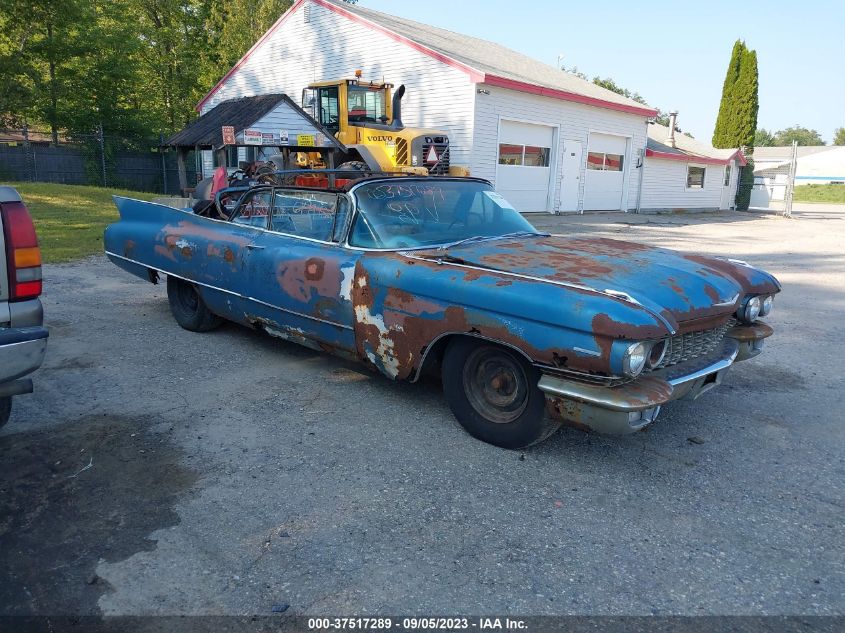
[[167, 94, 287, 148]]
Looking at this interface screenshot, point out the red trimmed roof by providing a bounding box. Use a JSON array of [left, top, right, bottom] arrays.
[[646, 122, 747, 166], [197, 0, 658, 118], [646, 148, 747, 167]]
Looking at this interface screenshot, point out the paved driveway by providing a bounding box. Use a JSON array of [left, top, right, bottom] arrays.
[[1, 206, 843, 616]]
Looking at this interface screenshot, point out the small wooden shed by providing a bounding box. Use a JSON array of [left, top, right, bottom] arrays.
[[164, 93, 345, 193]]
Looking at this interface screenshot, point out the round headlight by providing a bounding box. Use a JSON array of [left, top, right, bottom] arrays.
[[623, 342, 648, 377], [647, 340, 667, 368], [741, 296, 762, 323], [759, 295, 774, 317]]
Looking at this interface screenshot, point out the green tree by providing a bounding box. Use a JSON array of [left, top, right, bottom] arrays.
[[125, 0, 214, 134], [712, 40, 744, 149], [1, 0, 95, 142], [592, 76, 647, 105], [834, 127, 845, 145], [754, 128, 775, 146], [712, 40, 759, 210], [772, 126, 824, 146], [201, 0, 292, 91]]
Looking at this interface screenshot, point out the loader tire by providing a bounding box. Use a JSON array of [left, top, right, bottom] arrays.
[[338, 161, 372, 176]]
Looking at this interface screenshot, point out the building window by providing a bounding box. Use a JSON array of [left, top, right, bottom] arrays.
[[523, 146, 550, 167], [498, 144, 551, 167], [317, 87, 340, 133], [587, 152, 624, 171], [347, 86, 386, 123], [687, 165, 706, 189], [498, 144, 523, 165], [724, 165, 731, 186]]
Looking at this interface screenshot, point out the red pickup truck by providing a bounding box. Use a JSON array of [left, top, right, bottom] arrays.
[[0, 186, 48, 428]]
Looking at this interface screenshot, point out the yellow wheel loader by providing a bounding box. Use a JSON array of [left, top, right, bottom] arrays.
[[298, 72, 468, 176]]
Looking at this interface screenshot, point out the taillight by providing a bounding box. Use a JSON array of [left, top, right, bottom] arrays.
[[1, 201, 43, 300]]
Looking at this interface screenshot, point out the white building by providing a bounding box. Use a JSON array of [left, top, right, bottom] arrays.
[[198, 0, 742, 213], [642, 122, 745, 211], [751, 146, 845, 207]]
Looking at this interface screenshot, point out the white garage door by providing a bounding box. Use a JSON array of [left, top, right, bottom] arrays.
[[496, 121, 555, 212], [584, 133, 628, 211]]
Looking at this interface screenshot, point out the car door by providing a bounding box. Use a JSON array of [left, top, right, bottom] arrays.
[[240, 188, 360, 353], [148, 189, 271, 322]]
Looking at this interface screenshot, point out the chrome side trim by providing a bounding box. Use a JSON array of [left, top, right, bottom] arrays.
[[105, 251, 353, 331], [401, 253, 677, 335]]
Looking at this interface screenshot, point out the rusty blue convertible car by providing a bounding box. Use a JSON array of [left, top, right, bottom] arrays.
[[104, 176, 779, 448]]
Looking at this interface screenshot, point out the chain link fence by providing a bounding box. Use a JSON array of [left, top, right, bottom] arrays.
[[0, 126, 197, 194]]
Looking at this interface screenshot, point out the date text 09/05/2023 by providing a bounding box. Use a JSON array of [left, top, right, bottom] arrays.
[[307, 617, 528, 630]]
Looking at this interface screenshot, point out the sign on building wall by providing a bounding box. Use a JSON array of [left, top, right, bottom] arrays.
[[243, 129, 263, 145], [221, 126, 235, 145]]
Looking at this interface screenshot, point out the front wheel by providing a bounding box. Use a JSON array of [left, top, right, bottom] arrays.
[[441, 339, 560, 449], [166, 276, 223, 332], [0, 396, 10, 429]]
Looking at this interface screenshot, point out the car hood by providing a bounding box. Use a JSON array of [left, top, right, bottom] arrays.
[[413, 235, 780, 331]]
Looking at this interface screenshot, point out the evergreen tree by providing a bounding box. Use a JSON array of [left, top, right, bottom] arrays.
[[712, 40, 759, 210], [712, 40, 744, 149]]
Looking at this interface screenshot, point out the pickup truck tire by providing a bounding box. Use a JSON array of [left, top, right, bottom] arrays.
[[441, 338, 560, 449], [167, 277, 223, 332], [0, 397, 10, 429]]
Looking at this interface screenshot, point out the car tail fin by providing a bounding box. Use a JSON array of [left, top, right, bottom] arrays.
[[1, 200, 43, 301]]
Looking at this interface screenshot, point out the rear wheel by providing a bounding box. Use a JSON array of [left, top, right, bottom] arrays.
[[0, 397, 10, 429], [166, 276, 223, 332], [441, 338, 560, 449]]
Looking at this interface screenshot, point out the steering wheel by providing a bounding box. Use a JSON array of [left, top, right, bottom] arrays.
[[214, 188, 248, 221], [448, 211, 483, 230]]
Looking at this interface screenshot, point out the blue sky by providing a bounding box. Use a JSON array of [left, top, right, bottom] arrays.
[[358, 0, 844, 143]]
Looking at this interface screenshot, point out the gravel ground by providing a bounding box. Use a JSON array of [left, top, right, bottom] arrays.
[[1, 203, 842, 617]]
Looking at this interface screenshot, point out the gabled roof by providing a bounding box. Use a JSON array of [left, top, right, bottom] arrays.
[[168, 94, 287, 148], [753, 145, 838, 161], [198, 0, 658, 117], [646, 123, 746, 166], [167, 93, 343, 150]]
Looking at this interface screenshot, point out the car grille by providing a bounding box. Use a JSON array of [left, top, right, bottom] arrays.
[[424, 143, 450, 175], [395, 138, 409, 165], [652, 318, 737, 370]]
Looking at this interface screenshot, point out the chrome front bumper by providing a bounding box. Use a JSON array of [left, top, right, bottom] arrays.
[[539, 322, 771, 435]]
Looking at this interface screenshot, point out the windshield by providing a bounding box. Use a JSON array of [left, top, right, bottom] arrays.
[[348, 180, 539, 249], [347, 85, 387, 123]]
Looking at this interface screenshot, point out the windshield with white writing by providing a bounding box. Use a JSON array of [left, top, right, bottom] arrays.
[[348, 180, 538, 249]]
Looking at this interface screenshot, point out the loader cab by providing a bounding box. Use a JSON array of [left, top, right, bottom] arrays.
[[302, 77, 394, 146]]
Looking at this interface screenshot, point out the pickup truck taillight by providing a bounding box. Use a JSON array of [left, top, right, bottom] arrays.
[[1, 201, 42, 301]]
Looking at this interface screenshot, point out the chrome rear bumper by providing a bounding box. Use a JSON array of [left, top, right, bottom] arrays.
[[540, 321, 770, 434], [0, 326, 49, 384]]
